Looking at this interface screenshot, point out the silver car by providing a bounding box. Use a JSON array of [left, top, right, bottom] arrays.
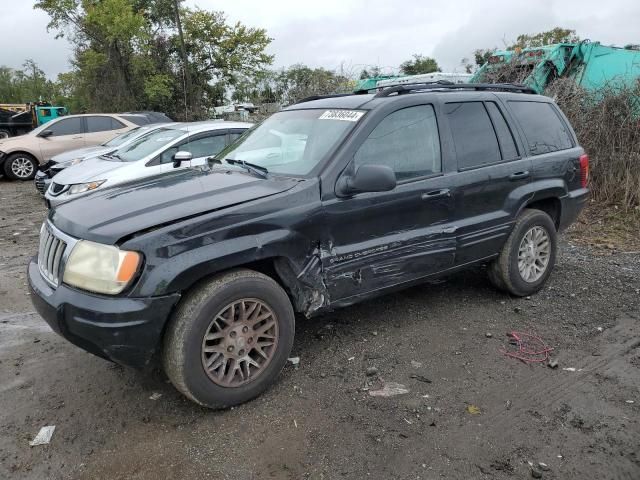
[[34, 123, 178, 195], [45, 121, 251, 207]]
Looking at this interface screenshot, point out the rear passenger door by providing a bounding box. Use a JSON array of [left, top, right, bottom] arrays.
[[444, 99, 532, 265], [322, 104, 457, 301]]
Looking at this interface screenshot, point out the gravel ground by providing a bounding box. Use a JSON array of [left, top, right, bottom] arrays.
[[1, 179, 639, 480]]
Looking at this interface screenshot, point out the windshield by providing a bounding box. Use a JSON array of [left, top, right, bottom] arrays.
[[114, 128, 184, 162], [103, 127, 141, 147], [219, 109, 363, 175]]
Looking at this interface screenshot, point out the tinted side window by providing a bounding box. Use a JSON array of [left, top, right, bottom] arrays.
[[86, 116, 118, 133], [47, 117, 83, 136], [445, 102, 500, 170], [182, 134, 227, 158], [485, 102, 519, 160], [508, 101, 573, 155], [120, 115, 149, 126], [354, 105, 441, 181]]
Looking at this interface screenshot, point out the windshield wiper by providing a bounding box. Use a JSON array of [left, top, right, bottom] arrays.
[[225, 158, 268, 179], [100, 152, 121, 161]]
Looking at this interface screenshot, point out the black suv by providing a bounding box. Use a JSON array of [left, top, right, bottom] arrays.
[[28, 83, 589, 408]]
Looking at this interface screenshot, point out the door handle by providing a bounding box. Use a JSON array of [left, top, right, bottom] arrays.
[[422, 189, 451, 200], [509, 171, 530, 181]]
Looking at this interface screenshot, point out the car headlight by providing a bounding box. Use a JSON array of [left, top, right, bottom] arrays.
[[63, 240, 142, 295], [68, 180, 105, 195]]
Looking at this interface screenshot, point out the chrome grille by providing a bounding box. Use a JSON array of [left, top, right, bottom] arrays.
[[34, 176, 47, 195], [38, 224, 67, 287]]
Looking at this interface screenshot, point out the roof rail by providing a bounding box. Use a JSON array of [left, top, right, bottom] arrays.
[[294, 93, 359, 105], [374, 81, 537, 97]]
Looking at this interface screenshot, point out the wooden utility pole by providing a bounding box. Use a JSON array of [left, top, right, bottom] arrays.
[[173, 0, 191, 120]]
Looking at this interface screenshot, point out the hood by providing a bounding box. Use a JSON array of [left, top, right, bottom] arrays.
[[0, 134, 36, 151], [51, 167, 301, 244], [52, 156, 128, 185], [50, 146, 110, 164]]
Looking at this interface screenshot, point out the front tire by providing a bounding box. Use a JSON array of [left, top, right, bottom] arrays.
[[163, 269, 295, 409], [488, 208, 557, 297], [4, 153, 38, 180]]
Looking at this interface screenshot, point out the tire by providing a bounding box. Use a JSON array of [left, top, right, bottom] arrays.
[[488, 208, 557, 297], [0, 129, 10, 140], [163, 269, 295, 409], [4, 153, 38, 181]]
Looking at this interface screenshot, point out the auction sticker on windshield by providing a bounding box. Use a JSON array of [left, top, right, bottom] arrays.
[[319, 110, 365, 122]]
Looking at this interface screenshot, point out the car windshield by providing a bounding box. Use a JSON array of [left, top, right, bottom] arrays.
[[113, 128, 184, 162], [103, 127, 141, 147], [218, 109, 364, 175]]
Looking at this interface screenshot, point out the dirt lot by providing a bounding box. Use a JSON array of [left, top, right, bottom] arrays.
[[1, 179, 639, 480]]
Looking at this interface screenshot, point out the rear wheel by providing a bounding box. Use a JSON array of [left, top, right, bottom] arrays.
[[4, 153, 38, 180], [163, 269, 295, 409], [488, 208, 557, 296]]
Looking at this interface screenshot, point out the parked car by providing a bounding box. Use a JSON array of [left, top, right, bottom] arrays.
[[0, 113, 151, 181], [44, 121, 251, 207], [28, 83, 589, 409], [34, 122, 178, 196]]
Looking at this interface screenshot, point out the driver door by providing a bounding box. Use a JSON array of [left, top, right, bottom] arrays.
[[38, 117, 85, 160], [159, 131, 229, 172], [321, 104, 457, 302]]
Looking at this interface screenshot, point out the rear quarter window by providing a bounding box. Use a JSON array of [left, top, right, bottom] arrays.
[[508, 101, 573, 155]]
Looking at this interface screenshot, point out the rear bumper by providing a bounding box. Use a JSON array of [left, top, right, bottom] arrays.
[[559, 188, 589, 231], [28, 258, 181, 369]]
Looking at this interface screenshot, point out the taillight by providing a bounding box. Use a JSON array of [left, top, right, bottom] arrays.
[[579, 154, 589, 188]]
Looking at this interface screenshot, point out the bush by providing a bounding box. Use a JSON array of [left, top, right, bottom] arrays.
[[548, 79, 640, 210]]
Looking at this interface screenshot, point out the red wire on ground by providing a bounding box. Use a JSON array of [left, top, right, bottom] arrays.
[[500, 331, 554, 363]]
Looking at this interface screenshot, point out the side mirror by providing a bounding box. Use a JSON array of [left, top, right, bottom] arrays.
[[38, 130, 53, 138], [172, 150, 192, 168], [337, 164, 396, 196]]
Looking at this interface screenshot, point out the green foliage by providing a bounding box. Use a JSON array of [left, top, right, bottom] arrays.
[[32, 0, 273, 119], [473, 49, 496, 67], [399, 55, 440, 75], [232, 65, 355, 105], [0, 60, 56, 103], [508, 27, 580, 50]]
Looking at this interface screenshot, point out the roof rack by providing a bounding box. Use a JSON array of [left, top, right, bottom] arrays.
[[374, 81, 537, 97], [294, 93, 363, 105]]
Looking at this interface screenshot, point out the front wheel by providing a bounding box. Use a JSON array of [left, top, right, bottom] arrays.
[[488, 208, 557, 297], [4, 153, 38, 180], [163, 269, 295, 409]]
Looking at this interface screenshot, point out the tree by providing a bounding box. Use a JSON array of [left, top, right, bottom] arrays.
[[34, 0, 274, 118], [473, 48, 496, 67], [399, 55, 440, 75], [508, 27, 580, 51], [359, 66, 382, 79], [0, 60, 56, 103]]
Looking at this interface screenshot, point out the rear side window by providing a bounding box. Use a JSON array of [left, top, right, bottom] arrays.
[[485, 102, 519, 160], [87, 116, 124, 133], [120, 115, 150, 126], [47, 117, 84, 136], [445, 102, 500, 170], [508, 101, 573, 155], [354, 105, 441, 181]]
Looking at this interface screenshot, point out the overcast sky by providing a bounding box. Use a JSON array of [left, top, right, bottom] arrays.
[[3, 0, 639, 78]]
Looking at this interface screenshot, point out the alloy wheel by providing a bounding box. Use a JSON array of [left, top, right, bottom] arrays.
[[11, 157, 35, 179], [201, 298, 279, 387], [517, 226, 551, 282]]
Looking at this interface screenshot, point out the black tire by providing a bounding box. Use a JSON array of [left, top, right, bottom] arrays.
[[163, 269, 295, 409], [4, 153, 38, 181], [488, 208, 557, 297], [0, 129, 10, 140]]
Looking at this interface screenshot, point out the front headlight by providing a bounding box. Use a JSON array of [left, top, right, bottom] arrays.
[[68, 180, 105, 195], [63, 240, 142, 295]]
